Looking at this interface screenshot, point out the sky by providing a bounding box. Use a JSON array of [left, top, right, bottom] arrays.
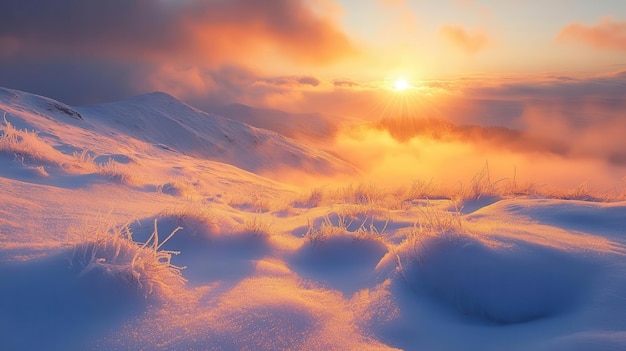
[[1, 0, 625, 189], [0, 0, 625, 108], [339, 0, 626, 77]]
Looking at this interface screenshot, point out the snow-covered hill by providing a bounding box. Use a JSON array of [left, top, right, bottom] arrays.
[[0, 88, 357, 178], [82, 92, 356, 175], [206, 103, 338, 145]]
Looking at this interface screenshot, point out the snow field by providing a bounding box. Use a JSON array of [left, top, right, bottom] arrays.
[[1, 87, 625, 350]]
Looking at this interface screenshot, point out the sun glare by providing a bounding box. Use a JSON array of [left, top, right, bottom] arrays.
[[393, 79, 410, 92]]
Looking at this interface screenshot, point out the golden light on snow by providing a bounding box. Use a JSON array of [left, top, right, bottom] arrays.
[[3, 78, 626, 350]]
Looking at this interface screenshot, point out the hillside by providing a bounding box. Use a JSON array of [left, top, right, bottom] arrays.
[[0, 88, 357, 179], [206, 103, 338, 145]]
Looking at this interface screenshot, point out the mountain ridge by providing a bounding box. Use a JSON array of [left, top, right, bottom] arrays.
[[0, 87, 357, 179]]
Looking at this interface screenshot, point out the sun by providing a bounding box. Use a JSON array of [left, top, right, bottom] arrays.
[[393, 78, 410, 92]]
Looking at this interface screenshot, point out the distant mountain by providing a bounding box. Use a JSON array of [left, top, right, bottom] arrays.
[[206, 103, 337, 145], [0, 88, 357, 177]]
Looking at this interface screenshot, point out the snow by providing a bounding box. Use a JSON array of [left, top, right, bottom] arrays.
[[206, 103, 338, 146], [78, 91, 357, 177], [0, 87, 625, 350]]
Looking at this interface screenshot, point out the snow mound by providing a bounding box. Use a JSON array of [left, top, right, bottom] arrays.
[[479, 199, 626, 238], [0, 251, 147, 351], [127, 215, 272, 286], [291, 233, 389, 295], [535, 331, 626, 351], [401, 232, 600, 324]]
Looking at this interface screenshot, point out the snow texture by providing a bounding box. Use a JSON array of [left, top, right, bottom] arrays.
[[0, 87, 625, 350]]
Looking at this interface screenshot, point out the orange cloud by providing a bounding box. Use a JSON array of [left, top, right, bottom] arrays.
[[439, 24, 491, 54], [187, 1, 357, 67], [558, 17, 626, 51], [0, 0, 355, 67], [0, 0, 357, 104]]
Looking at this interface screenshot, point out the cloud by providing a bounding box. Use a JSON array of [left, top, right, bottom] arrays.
[[256, 76, 321, 88], [439, 24, 491, 54], [148, 65, 329, 113], [557, 17, 626, 51], [333, 79, 361, 88], [0, 0, 355, 104], [331, 123, 623, 191], [439, 24, 490, 53], [425, 72, 626, 168], [0, 58, 149, 105], [0, 0, 355, 66], [311, 71, 626, 187], [373, 117, 570, 156]]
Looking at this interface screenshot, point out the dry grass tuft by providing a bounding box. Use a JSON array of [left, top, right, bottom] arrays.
[[72, 219, 186, 298], [0, 116, 66, 166]]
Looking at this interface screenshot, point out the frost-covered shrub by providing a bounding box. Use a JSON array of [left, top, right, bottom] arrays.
[[97, 159, 140, 185], [0, 117, 65, 165], [73, 220, 186, 298], [304, 211, 389, 244]]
